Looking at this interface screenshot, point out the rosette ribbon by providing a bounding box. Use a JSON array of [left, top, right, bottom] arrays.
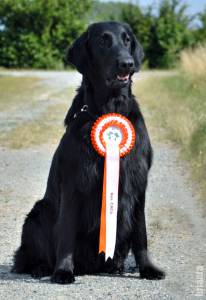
[[91, 113, 135, 260]]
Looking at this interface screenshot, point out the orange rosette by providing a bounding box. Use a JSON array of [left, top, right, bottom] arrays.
[[91, 113, 136, 157], [90, 113, 136, 259]]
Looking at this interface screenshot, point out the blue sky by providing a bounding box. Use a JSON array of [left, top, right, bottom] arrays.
[[139, 0, 206, 15], [102, 0, 206, 15]]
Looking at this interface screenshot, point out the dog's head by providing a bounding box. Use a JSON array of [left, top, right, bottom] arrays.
[[66, 21, 144, 89]]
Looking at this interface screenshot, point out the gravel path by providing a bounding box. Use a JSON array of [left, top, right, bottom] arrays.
[[0, 70, 82, 88], [0, 71, 205, 299]]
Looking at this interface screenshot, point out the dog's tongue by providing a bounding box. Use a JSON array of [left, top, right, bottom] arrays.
[[117, 74, 129, 81]]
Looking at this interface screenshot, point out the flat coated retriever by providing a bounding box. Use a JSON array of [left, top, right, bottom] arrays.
[[12, 21, 165, 284]]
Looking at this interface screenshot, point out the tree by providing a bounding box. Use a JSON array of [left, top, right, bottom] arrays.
[[121, 0, 193, 68], [149, 0, 193, 68], [0, 0, 91, 68], [194, 7, 206, 43]]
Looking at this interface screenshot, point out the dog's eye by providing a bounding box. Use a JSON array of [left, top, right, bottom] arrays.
[[99, 37, 105, 47], [122, 32, 131, 48], [126, 37, 130, 44], [98, 33, 112, 48], [125, 36, 130, 47]]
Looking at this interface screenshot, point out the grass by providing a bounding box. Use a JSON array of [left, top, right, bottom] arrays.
[[0, 103, 68, 149], [0, 76, 45, 111], [135, 45, 206, 201], [0, 74, 75, 148], [180, 45, 206, 84]]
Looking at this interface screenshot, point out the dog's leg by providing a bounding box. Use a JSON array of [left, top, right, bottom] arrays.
[[12, 199, 54, 277], [51, 186, 78, 284], [101, 255, 125, 274], [131, 193, 165, 280]]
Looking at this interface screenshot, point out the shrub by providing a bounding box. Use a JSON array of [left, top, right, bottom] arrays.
[[121, 0, 194, 69], [0, 0, 91, 69]]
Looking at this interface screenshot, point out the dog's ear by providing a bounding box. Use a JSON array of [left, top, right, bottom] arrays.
[[132, 35, 144, 71], [66, 30, 89, 74], [124, 23, 144, 72]]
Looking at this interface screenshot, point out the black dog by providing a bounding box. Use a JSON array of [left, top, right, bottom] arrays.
[[12, 21, 165, 284]]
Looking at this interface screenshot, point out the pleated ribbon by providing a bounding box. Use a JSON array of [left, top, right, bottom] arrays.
[[91, 113, 135, 260]]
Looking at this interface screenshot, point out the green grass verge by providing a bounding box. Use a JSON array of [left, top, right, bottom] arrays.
[[135, 73, 206, 200], [0, 102, 68, 149], [0, 74, 75, 148], [0, 76, 46, 111]]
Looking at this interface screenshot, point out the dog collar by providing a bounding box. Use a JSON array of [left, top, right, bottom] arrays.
[[90, 113, 135, 260], [73, 104, 89, 119]]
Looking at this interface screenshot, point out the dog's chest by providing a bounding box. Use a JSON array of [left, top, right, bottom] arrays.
[[78, 146, 137, 197]]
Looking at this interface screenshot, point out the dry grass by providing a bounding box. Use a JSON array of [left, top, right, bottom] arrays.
[[0, 76, 45, 111], [180, 45, 206, 83], [134, 75, 198, 147], [1, 102, 68, 149], [0, 75, 75, 149], [135, 53, 206, 201]]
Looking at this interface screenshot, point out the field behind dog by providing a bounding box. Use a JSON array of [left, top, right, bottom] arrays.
[[0, 69, 206, 299], [136, 45, 206, 207]]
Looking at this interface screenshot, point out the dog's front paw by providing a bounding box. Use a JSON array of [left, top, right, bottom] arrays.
[[51, 269, 75, 284], [140, 264, 165, 280]]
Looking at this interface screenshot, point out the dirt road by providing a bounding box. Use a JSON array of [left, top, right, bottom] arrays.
[[0, 71, 205, 299]]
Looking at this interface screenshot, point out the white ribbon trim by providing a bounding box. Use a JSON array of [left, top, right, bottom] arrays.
[[105, 143, 120, 260]]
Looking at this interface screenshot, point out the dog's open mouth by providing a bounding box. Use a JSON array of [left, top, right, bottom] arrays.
[[117, 74, 130, 82], [107, 73, 131, 86]]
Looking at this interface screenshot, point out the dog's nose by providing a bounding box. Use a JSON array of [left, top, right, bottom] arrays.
[[118, 58, 134, 71]]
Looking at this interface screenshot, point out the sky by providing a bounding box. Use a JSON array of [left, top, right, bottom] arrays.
[[103, 0, 206, 15], [139, 0, 206, 15]]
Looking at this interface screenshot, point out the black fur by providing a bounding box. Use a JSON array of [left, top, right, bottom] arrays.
[[12, 21, 165, 283]]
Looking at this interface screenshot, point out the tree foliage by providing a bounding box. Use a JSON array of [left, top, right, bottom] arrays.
[[0, 0, 91, 68], [91, 1, 125, 22], [121, 0, 194, 68], [194, 8, 206, 43]]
